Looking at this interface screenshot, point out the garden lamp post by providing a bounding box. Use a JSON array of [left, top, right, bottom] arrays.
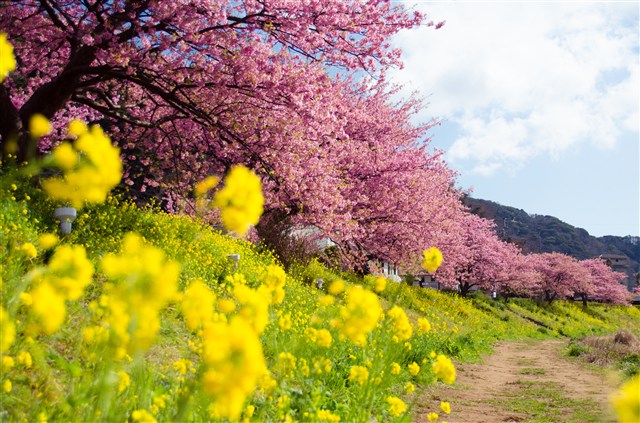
[[54, 207, 76, 234]]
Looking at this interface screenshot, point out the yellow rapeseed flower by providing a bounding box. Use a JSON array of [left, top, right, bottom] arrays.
[[374, 276, 386, 293], [405, 382, 415, 393], [336, 285, 382, 346], [277, 394, 290, 410], [611, 374, 639, 423], [82, 325, 108, 345], [418, 317, 432, 334], [440, 401, 451, 414], [262, 264, 286, 304], [408, 362, 420, 376], [315, 329, 333, 348], [18, 242, 37, 259], [100, 233, 179, 352], [257, 371, 277, 396], [278, 313, 292, 330], [328, 279, 345, 295], [213, 165, 264, 236], [67, 119, 88, 137], [348, 365, 369, 386], [316, 409, 341, 422], [318, 294, 335, 307], [47, 244, 94, 300], [299, 357, 310, 377], [194, 175, 219, 196], [386, 396, 407, 417], [201, 317, 267, 421], [29, 114, 51, 138], [172, 358, 189, 375], [432, 354, 456, 384], [181, 279, 216, 330], [277, 352, 297, 377], [3, 379, 11, 393], [131, 409, 157, 423], [305, 327, 318, 343], [427, 412, 439, 422], [422, 247, 443, 273], [217, 298, 236, 314], [43, 122, 122, 209], [387, 305, 413, 341], [0, 307, 15, 353], [312, 357, 332, 375], [2, 356, 15, 369], [0, 33, 16, 82], [390, 362, 401, 375], [38, 233, 59, 249], [52, 142, 78, 170], [29, 282, 66, 334], [19, 292, 32, 305], [16, 351, 32, 368], [117, 370, 130, 393], [244, 404, 255, 419], [233, 283, 270, 334]]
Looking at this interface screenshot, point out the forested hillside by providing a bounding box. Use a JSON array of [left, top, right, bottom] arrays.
[[463, 197, 640, 285]]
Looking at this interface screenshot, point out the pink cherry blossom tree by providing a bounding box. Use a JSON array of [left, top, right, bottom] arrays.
[[433, 213, 513, 296], [529, 252, 591, 303], [2, 1, 463, 269], [579, 258, 631, 305], [493, 245, 541, 299]]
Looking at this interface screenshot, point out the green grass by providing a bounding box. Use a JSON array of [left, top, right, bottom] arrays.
[[488, 380, 604, 423], [517, 368, 546, 375]]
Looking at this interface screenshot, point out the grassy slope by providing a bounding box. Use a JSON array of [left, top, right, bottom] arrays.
[[2, 186, 639, 421]]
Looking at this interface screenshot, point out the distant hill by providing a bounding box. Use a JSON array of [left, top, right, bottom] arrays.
[[463, 197, 640, 289]]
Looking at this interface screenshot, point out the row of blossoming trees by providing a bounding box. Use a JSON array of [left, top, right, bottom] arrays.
[[0, 1, 633, 305], [433, 213, 632, 304]]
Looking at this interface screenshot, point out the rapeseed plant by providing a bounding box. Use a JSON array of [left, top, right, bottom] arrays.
[[98, 233, 180, 354], [440, 401, 451, 414], [181, 279, 216, 330], [334, 285, 382, 346], [387, 305, 413, 342], [349, 365, 370, 385], [422, 247, 443, 273], [0, 307, 15, 352], [201, 317, 267, 420], [42, 120, 122, 209], [611, 374, 639, 423], [0, 32, 16, 81], [29, 114, 51, 139], [386, 396, 407, 416], [432, 354, 456, 384], [210, 165, 264, 236]]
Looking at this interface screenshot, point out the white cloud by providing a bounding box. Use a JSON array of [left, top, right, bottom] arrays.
[[390, 2, 639, 175]]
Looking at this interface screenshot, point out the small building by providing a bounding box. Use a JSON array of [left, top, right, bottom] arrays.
[[289, 225, 336, 251], [412, 273, 440, 289], [368, 258, 402, 283]]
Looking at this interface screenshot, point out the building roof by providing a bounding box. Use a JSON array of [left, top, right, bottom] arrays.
[[598, 254, 630, 260]]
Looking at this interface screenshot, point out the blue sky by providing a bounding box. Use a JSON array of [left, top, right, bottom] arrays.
[[389, 1, 639, 237]]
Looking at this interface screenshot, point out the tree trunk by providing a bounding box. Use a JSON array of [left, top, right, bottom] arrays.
[[3, 45, 98, 163], [459, 282, 473, 297]]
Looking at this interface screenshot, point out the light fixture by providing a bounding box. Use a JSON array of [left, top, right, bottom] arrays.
[[54, 207, 77, 234]]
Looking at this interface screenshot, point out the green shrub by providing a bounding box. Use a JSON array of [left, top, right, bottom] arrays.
[[566, 340, 589, 357]]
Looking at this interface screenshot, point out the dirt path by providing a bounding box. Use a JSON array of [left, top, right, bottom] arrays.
[[415, 339, 620, 422]]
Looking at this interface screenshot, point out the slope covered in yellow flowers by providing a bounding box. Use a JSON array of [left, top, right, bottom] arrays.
[[1, 184, 639, 422]]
